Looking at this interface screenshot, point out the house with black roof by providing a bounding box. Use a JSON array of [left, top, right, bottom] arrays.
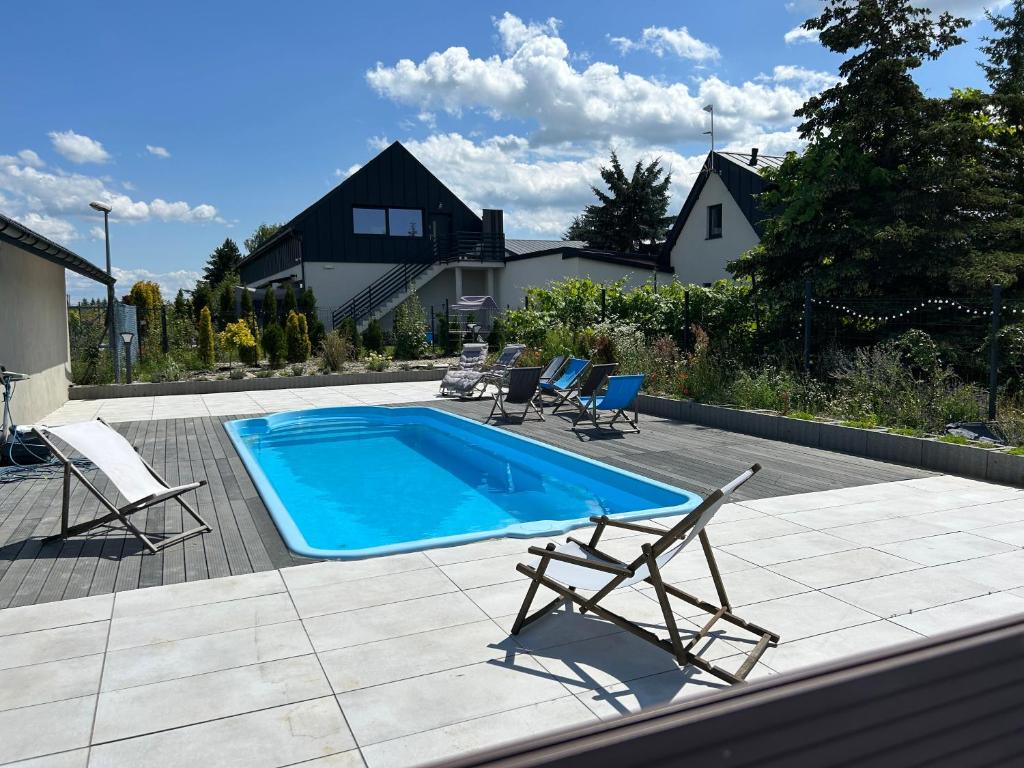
[[662, 149, 786, 286], [238, 141, 671, 331]]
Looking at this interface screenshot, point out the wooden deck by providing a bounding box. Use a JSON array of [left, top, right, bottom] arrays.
[[0, 398, 933, 608]]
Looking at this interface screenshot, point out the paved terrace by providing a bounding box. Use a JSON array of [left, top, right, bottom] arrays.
[[0, 383, 1022, 767]]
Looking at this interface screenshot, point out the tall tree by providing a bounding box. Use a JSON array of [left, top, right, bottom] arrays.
[[565, 152, 672, 252], [734, 0, 970, 298], [202, 238, 242, 287], [244, 223, 283, 255]]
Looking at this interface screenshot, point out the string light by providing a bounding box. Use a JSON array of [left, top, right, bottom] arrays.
[[809, 297, 1023, 323]]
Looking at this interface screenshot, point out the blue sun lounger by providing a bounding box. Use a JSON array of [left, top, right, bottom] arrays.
[[537, 357, 589, 410], [572, 374, 645, 433]]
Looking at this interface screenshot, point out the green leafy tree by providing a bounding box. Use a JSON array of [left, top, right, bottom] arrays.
[[125, 281, 163, 352], [173, 289, 189, 317], [363, 318, 384, 353], [393, 289, 427, 359], [565, 151, 672, 251], [285, 310, 310, 363], [198, 306, 215, 368], [218, 283, 235, 329], [244, 223, 283, 255], [192, 282, 213, 323], [262, 286, 277, 326], [240, 288, 253, 318], [282, 283, 298, 319], [262, 322, 285, 367], [734, 0, 971, 301], [202, 238, 242, 287]]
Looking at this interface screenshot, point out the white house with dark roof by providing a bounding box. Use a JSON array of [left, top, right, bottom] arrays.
[[662, 149, 787, 286], [0, 212, 114, 423]]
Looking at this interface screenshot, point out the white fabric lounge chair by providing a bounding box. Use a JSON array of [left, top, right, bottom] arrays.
[[440, 343, 489, 396], [33, 419, 212, 554], [511, 464, 779, 684]]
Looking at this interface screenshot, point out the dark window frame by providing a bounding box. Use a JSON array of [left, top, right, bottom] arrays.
[[387, 207, 425, 238], [706, 203, 723, 240], [352, 206, 388, 236], [352, 205, 426, 238]]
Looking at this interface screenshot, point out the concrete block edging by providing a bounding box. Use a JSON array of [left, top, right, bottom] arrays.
[[69, 368, 446, 400], [636, 394, 1023, 487]]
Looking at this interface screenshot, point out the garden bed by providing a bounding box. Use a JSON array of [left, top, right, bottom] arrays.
[[69, 367, 446, 399], [637, 394, 1023, 487]]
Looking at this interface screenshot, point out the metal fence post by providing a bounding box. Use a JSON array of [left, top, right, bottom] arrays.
[[683, 290, 691, 351], [161, 305, 169, 354], [803, 279, 813, 373], [989, 283, 1002, 421], [601, 287, 607, 321]]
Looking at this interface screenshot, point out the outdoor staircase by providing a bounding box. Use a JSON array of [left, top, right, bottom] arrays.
[[330, 231, 505, 331], [331, 261, 445, 331]]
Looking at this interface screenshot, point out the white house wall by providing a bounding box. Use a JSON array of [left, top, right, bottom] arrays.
[[669, 173, 759, 285], [498, 254, 657, 309], [0, 242, 72, 423]]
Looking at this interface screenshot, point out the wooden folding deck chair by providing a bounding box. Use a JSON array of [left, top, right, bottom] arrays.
[[537, 357, 590, 411], [511, 465, 779, 684], [557, 362, 617, 416], [33, 419, 213, 554]]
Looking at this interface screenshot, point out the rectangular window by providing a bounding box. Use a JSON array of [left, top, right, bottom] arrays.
[[707, 204, 723, 239], [387, 208, 423, 237], [353, 207, 387, 235]]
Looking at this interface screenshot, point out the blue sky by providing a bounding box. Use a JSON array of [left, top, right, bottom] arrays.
[[1, 0, 1008, 300]]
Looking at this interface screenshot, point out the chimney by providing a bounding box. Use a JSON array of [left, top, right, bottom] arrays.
[[482, 209, 504, 234], [749, 148, 759, 166]]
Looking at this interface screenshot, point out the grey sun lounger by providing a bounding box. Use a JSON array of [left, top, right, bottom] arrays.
[[487, 366, 545, 423], [440, 343, 489, 396], [33, 419, 213, 554], [444, 344, 526, 399], [511, 464, 779, 684]]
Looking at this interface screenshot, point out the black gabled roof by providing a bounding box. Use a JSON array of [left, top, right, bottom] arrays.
[[238, 141, 480, 269], [0, 211, 114, 285], [505, 242, 672, 273], [662, 150, 789, 259]]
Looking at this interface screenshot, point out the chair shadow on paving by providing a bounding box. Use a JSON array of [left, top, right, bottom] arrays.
[[0, 524, 153, 563], [486, 603, 740, 717]]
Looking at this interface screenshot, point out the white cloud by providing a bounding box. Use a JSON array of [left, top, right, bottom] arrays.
[[89, 225, 106, 240], [17, 149, 44, 167], [784, 25, 819, 45], [66, 267, 202, 302], [48, 130, 111, 164], [0, 151, 221, 225], [18, 212, 80, 242], [367, 13, 832, 146], [146, 145, 171, 159], [764, 65, 838, 92], [609, 26, 720, 62]]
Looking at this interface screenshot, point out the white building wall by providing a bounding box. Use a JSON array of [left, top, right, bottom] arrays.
[[669, 173, 759, 285], [0, 242, 72, 423], [498, 255, 657, 309]]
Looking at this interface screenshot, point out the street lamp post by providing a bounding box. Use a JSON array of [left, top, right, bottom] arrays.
[[90, 201, 118, 383], [703, 104, 715, 173]]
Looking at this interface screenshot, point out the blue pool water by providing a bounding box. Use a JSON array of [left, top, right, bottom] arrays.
[[225, 406, 700, 559]]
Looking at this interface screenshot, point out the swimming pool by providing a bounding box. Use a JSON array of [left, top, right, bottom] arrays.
[[225, 406, 700, 559]]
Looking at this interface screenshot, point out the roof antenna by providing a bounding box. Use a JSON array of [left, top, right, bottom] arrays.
[[702, 104, 715, 173]]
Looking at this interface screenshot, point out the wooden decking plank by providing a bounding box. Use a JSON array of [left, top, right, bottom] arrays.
[[196, 418, 250, 577]]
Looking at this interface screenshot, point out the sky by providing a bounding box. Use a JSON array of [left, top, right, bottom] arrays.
[[1, 0, 1011, 301]]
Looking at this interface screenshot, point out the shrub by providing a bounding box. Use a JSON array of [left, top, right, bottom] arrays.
[[321, 330, 352, 372], [262, 322, 286, 367], [198, 306, 215, 368], [286, 310, 310, 363], [363, 319, 384, 353], [365, 351, 390, 371], [337, 317, 360, 358], [282, 283, 297, 318], [218, 319, 256, 367], [262, 286, 277, 325], [393, 290, 427, 359], [487, 318, 507, 352]]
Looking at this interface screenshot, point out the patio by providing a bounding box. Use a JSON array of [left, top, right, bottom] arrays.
[[1, 383, 1023, 767]]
